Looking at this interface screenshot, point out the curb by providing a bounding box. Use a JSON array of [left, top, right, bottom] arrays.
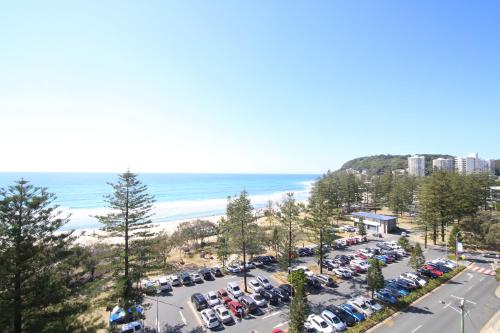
[[366, 266, 469, 333]]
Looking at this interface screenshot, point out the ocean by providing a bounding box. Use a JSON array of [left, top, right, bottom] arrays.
[[0, 173, 319, 230]]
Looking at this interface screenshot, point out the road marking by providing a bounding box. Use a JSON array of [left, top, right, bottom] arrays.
[[274, 321, 288, 328], [410, 324, 423, 333], [262, 310, 282, 319], [480, 276, 485, 282], [478, 267, 486, 273], [450, 295, 477, 305], [466, 285, 473, 292], [444, 303, 461, 313], [179, 310, 187, 325]]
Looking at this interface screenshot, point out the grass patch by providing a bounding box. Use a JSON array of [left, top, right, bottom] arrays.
[[346, 265, 465, 332]]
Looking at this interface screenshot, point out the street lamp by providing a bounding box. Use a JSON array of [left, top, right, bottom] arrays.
[[455, 231, 462, 267]]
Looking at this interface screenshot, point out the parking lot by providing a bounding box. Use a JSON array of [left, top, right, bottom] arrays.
[[144, 233, 446, 333]]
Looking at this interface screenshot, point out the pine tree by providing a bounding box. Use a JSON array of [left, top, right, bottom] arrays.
[[95, 171, 155, 313], [288, 270, 309, 333], [0, 179, 103, 332], [226, 191, 255, 292], [367, 258, 384, 298], [275, 193, 301, 270], [409, 242, 425, 270], [357, 219, 367, 236]]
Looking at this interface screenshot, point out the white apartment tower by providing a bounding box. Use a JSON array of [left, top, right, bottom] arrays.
[[408, 155, 426, 177], [432, 158, 454, 171], [455, 153, 495, 174]]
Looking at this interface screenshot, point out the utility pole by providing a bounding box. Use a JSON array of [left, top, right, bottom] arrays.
[[459, 299, 465, 333]]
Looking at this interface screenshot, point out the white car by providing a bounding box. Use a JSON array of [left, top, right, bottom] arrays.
[[360, 296, 383, 311], [156, 277, 172, 293], [170, 275, 181, 286], [249, 279, 263, 293], [333, 268, 352, 278], [213, 304, 233, 324], [433, 258, 457, 269], [200, 308, 220, 329], [349, 298, 373, 317], [227, 281, 243, 298], [321, 309, 346, 331], [120, 321, 144, 333], [358, 249, 374, 258], [400, 272, 427, 287], [352, 260, 370, 271], [250, 293, 268, 307], [141, 279, 156, 293], [306, 314, 334, 333], [206, 291, 220, 307], [257, 275, 273, 289], [191, 272, 203, 283], [293, 265, 314, 277], [227, 264, 241, 274]]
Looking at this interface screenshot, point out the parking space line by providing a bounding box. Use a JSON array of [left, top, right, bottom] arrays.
[[179, 310, 187, 325], [262, 310, 282, 320], [187, 300, 204, 327], [274, 321, 288, 328], [410, 324, 422, 333]]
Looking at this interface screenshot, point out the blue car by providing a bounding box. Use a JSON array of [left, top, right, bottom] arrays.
[[340, 303, 365, 322], [109, 305, 144, 325], [376, 255, 388, 264], [385, 283, 410, 296], [375, 289, 397, 304]]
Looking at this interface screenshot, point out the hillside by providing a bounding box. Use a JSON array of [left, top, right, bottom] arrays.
[[340, 154, 455, 174]]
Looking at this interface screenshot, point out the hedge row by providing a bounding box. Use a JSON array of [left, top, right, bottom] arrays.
[[346, 265, 466, 333]]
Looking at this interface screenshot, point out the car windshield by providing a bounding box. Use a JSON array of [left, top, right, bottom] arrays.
[[209, 318, 218, 323], [210, 294, 217, 300], [233, 286, 240, 291], [160, 282, 168, 286], [254, 294, 263, 300], [262, 278, 269, 283], [332, 316, 340, 323], [320, 320, 328, 328], [221, 310, 229, 316], [360, 303, 368, 309], [122, 329, 134, 333]]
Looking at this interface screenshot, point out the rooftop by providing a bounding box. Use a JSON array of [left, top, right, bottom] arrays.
[[351, 211, 396, 221]]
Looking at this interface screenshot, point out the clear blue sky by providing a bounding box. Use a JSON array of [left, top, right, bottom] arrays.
[[1, 1, 499, 173]]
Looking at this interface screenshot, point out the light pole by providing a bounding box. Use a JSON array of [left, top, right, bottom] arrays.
[[156, 294, 159, 333], [459, 299, 465, 333], [445, 221, 448, 258], [455, 231, 462, 267]]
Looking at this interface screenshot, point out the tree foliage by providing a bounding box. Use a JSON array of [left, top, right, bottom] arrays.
[[409, 243, 425, 270], [0, 180, 103, 333], [367, 258, 384, 297], [288, 270, 309, 333], [94, 171, 155, 313]]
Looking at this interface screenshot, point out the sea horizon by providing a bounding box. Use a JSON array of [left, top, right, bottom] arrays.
[[0, 172, 319, 230]]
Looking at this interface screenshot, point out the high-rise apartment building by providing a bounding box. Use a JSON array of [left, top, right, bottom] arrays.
[[455, 153, 495, 174], [432, 158, 454, 171], [408, 155, 426, 177]]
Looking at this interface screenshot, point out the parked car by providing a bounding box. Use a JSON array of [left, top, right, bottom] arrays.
[[180, 272, 193, 286], [385, 282, 410, 296], [306, 276, 322, 289], [333, 268, 352, 279], [321, 309, 347, 332], [191, 272, 203, 283], [349, 298, 373, 317], [426, 262, 451, 273], [325, 305, 356, 327], [250, 293, 268, 307], [278, 283, 294, 297], [217, 288, 231, 305], [306, 314, 334, 333], [248, 258, 264, 267], [200, 308, 220, 329], [240, 295, 258, 313], [227, 300, 244, 317], [400, 272, 427, 287], [210, 266, 223, 277], [257, 275, 273, 289], [191, 293, 209, 311], [418, 267, 441, 278], [483, 253, 500, 259], [120, 321, 144, 333], [272, 287, 290, 302], [360, 296, 383, 311], [213, 304, 233, 324], [316, 274, 337, 287], [248, 279, 263, 293], [205, 291, 220, 307], [375, 289, 397, 304], [141, 279, 156, 293], [199, 268, 214, 281], [433, 258, 457, 269], [259, 288, 279, 305], [339, 303, 365, 322], [395, 277, 419, 290], [227, 263, 241, 274], [169, 274, 181, 287], [227, 282, 243, 298], [156, 277, 172, 293]]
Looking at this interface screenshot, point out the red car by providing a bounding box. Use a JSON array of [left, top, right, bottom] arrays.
[[355, 252, 368, 260], [272, 329, 286, 333], [423, 265, 443, 277], [228, 301, 244, 317], [217, 288, 232, 305]]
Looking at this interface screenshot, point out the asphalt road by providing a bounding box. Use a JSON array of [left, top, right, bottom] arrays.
[[370, 253, 500, 333], [143, 233, 496, 333]]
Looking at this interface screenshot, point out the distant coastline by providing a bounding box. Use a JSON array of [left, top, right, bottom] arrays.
[[0, 172, 318, 230]]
